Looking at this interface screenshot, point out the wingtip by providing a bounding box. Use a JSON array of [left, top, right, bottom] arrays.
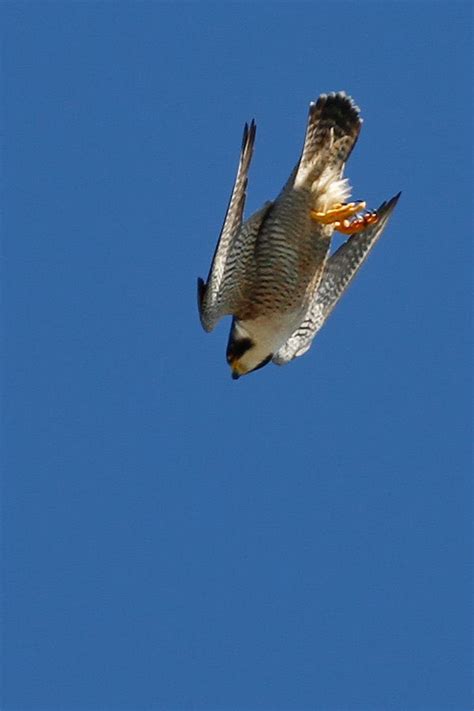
[[377, 191, 402, 218], [197, 276, 206, 312], [249, 118, 256, 141], [241, 122, 249, 150], [241, 118, 256, 151]]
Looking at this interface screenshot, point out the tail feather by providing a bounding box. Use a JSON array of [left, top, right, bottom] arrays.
[[295, 92, 362, 188]]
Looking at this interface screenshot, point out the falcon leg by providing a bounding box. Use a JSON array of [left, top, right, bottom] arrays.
[[334, 211, 379, 235], [310, 202, 379, 235], [310, 201, 366, 225]]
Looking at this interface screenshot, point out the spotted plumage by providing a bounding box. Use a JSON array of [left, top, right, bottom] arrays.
[[198, 92, 400, 378]]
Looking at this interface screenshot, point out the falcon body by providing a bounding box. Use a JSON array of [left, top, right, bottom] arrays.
[[198, 92, 399, 378]]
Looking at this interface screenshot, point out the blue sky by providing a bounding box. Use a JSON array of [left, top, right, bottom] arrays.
[[1, 3, 472, 710]]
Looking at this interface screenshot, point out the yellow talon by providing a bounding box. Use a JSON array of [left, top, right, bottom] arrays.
[[334, 211, 379, 235], [310, 200, 378, 235], [310, 201, 367, 225]]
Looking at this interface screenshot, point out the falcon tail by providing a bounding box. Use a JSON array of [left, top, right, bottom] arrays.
[[294, 92, 362, 191]]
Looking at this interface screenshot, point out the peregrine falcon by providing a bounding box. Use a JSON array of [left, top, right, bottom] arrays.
[[198, 92, 400, 379]]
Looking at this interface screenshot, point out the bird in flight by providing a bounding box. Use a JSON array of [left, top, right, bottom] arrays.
[[198, 92, 400, 379]]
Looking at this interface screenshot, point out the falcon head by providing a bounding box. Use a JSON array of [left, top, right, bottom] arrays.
[[226, 319, 273, 380]]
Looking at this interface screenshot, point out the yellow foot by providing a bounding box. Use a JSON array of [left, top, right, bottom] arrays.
[[310, 201, 378, 235], [334, 210, 378, 235], [310, 201, 367, 225]]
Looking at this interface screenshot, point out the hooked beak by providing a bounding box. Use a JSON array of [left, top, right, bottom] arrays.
[[229, 358, 246, 380]]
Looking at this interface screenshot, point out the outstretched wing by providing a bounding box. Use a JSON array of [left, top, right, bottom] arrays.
[[273, 192, 401, 365], [198, 121, 259, 332]]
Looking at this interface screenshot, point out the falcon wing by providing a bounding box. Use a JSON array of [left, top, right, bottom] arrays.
[[198, 120, 259, 332], [273, 192, 400, 365]]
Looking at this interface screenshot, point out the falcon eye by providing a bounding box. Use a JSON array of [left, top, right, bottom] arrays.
[[226, 337, 253, 362]]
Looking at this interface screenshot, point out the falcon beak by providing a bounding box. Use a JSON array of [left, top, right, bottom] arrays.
[[229, 358, 246, 380]]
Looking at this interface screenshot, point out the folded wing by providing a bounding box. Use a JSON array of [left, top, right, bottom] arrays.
[[198, 121, 266, 332], [273, 192, 401, 364]]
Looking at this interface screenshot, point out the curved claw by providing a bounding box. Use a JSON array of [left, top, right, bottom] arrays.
[[310, 200, 379, 235], [335, 210, 379, 235], [310, 201, 367, 225]]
